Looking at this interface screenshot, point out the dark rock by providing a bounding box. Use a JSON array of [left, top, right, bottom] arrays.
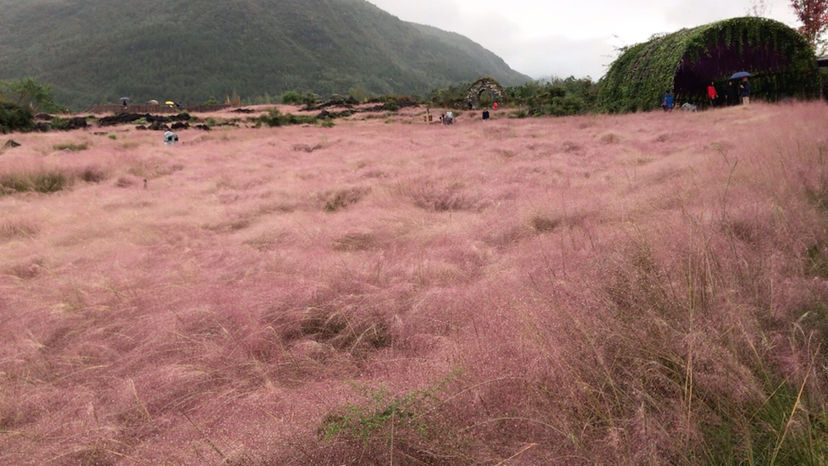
[[136, 125, 148, 130], [65, 117, 88, 130], [146, 114, 171, 123], [149, 120, 170, 131], [231, 108, 255, 113], [99, 113, 150, 126], [195, 124, 211, 131], [171, 121, 189, 130], [3, 139, 21, 149], [33, 122, 51, 132], [176, 112, 192, 121]]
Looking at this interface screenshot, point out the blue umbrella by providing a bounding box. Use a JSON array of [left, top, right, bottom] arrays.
[[730, 71, 751, 79]]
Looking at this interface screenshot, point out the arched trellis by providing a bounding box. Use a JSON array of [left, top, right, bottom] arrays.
[[598, 17, 819, 112], [466, 77, 505, 108]]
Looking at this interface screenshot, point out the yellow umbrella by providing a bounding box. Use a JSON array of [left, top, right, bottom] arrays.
[[165, 100, 175, 106]]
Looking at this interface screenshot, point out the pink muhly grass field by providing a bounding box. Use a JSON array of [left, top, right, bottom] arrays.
[[1, 102, 826, 464]]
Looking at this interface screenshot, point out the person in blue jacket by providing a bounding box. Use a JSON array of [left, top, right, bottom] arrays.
[[662, 89, 675, 112]]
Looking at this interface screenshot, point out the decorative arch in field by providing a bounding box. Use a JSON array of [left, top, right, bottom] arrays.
[[466, 77, 506, 107], [598, 17, 820, 112]]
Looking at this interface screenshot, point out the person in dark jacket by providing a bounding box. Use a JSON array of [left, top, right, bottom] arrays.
[[739, 77, 751, 105], [725, 81, 738, 106]]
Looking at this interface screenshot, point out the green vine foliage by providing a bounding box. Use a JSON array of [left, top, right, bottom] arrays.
[[598, 17, 820, 113]]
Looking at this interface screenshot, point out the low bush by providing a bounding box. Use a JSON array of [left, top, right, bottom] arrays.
[[255, 108, 317, 127], [0, 102, 33, 133], [281, 90, 303, 105]]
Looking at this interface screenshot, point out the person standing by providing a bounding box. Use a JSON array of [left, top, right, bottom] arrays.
[[707, 82, 718, 107], [739, 77, 751, 105], [662, 89, 675, 112], [725, 81, 737, 106]]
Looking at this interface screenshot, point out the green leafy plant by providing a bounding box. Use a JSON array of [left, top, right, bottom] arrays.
[[0, 102, 32, 133], [0, 78, 60, 113], [319, 370, 461, 443]]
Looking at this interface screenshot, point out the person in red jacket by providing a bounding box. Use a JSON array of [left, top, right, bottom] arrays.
[[707, 82, 718, 108]]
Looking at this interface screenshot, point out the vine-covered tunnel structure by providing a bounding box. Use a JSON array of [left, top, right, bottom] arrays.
[[598, 17, 820, 112]]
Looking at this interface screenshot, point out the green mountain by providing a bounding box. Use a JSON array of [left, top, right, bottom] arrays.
[[0, 0, 530, 109]]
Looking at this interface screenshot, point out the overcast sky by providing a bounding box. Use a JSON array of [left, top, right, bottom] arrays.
[[368, 0, 801, 80]]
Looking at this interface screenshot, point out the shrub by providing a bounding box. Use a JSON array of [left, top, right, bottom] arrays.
[[0, 169, 69, 194], [31, 172, 68, 192], [0, 102, 33, 133], [281, 90, 303, 105], [255, 108, 318, 127], [302, 92, 320, 106]]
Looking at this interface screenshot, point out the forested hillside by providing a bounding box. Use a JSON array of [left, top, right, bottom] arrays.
[[0, 0, 530, 109]]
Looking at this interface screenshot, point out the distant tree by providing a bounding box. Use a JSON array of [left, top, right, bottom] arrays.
[[790, 0, 828, 51], [281, 90, 302, 105], [0, 78, 60, 113], [302, 92, 320, 106], [348, 85, 369, 103]]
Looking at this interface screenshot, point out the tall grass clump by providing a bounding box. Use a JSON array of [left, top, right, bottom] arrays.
[[0, 169, 69, 194], [53, 142, 88, 152], [397, 179, 479, 212], [0, 217, 38, 240]]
